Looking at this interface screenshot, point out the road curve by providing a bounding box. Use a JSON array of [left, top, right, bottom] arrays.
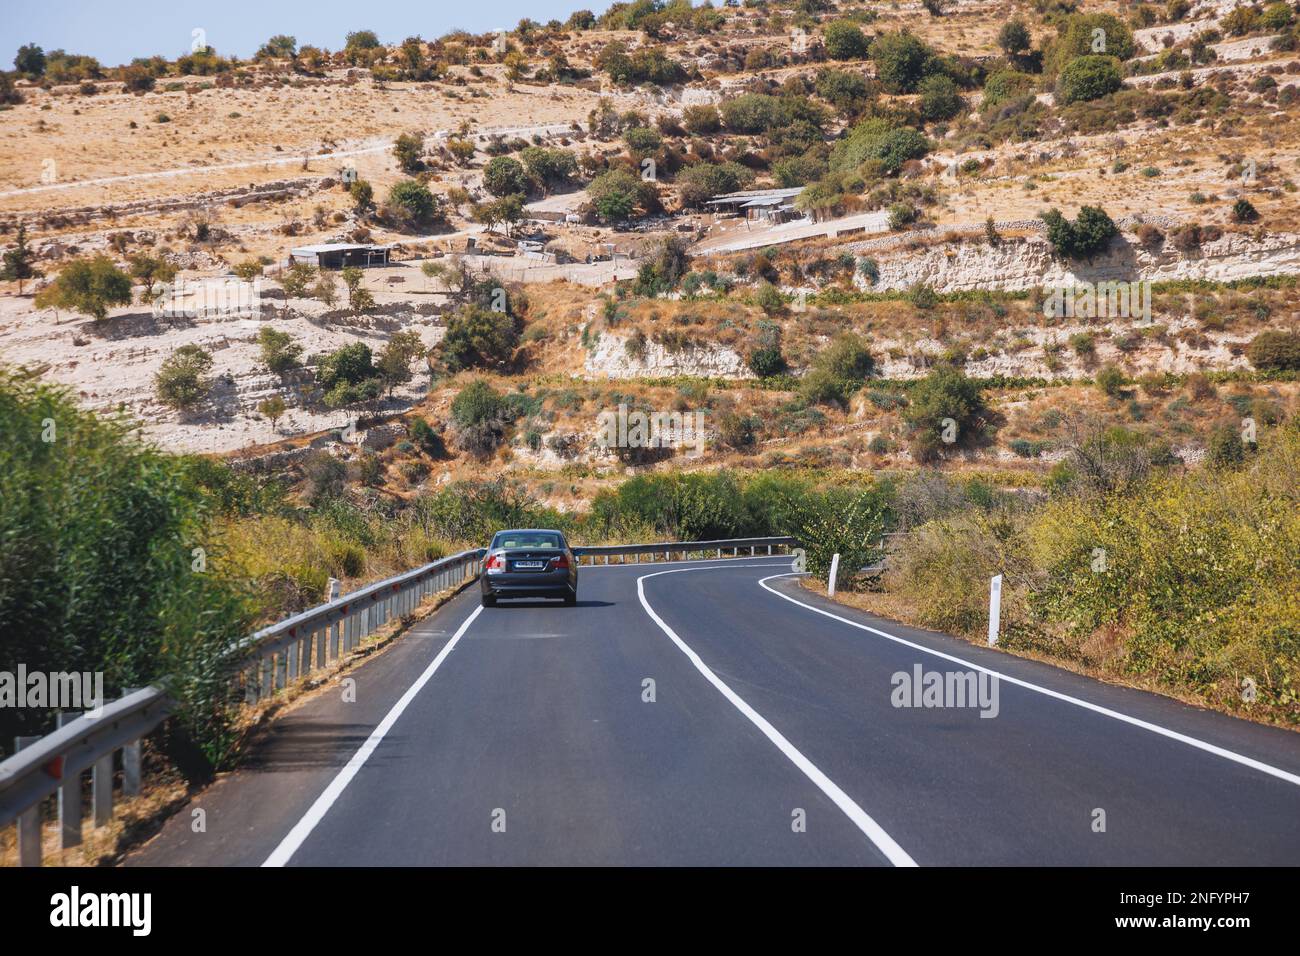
[[127, 557, 1300, 866]]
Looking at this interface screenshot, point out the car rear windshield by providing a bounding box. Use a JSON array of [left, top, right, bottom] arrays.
[[494, 532, 564, 550]]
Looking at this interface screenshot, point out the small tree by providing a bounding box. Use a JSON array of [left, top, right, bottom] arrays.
[[483, 156, 529, 197], [392, 133, 424, 173], [1056, 55, 1122, 104], [35, 255, 132, 320], [232, 259, 261, 281], [14, 43, 46, 78], [1, 222, 42, 294], [439, 304, 520, 371], [280, 261, 316, 298], [824, 21, 870, 60], [341, 267, 375, 313], [902, 363, 986, 461], [258, 394, 287, 431], [997, 19, 1031, 56], [155, 344, 213, 410], [128, 255, 177, 303], [349, 179, 375, 215], [1040, 206, 1118, 259], [257, 326, 303, 373], [385, 179, 440, 228], [376, 329, 426, 395], [312, 274, 338, 306]]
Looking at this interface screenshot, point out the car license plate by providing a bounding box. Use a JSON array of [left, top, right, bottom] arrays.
[[514, 560, 545, 569]]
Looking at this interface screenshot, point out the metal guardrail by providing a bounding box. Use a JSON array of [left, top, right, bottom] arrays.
[[233, 547, 486, 703], [574, 536, 797, 564], [0, 537, 800, 865]]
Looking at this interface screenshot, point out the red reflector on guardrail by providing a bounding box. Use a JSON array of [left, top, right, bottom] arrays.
[[43, 756, 63, 780]]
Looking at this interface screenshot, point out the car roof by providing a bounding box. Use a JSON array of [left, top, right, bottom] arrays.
[[494, 529, 565, 535]]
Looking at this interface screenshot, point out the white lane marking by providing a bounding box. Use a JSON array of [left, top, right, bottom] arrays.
[[759, 573, 1300, 788], [637, 565, 918, 867], [262, 604, 485, 867]]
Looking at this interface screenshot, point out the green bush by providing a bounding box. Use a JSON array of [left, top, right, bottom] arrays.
[[155, 345, 214, 409], [439, 304, 520, 371], [1039, 205, 1118, 258], [1095, 364, 1127, 397], [982, 69, 1035, 108], [918, 74, 963, 121], [588, 167, 658, 221], [799, 332, 875, 405], [386, 178, 441, 226], [824, 20, 871, 60], [1056, 54, 1122, 104], [902, 364, 986, 460], [257, 326, 303, 373], [1246, 330, 1300, 371], [829, 117, 931, 175], [870, 31, 936, 94], [748, 345, 787, 377], [677, 161, 754, 207], [483, 156, 528, 197]]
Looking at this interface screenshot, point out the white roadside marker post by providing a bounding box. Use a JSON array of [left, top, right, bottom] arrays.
[[828, 553, 841, 597], [988, 574, 1003, 647]]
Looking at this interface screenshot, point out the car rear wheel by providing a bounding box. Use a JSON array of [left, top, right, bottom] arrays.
[[563, 590, 577, 606], [481, 594, 496, 607]]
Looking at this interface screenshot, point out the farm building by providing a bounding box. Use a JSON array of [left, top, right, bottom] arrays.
[[704, 188, 803, 224], [288, 243, 392, 269]]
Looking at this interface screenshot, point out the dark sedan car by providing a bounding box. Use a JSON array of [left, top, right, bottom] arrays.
[[480, 529, 578, 607]]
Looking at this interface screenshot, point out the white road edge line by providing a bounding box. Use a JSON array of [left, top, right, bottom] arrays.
[[261, 604, 485, 867], [759, 572, 1300, 789], [637, 566, 918, 867]]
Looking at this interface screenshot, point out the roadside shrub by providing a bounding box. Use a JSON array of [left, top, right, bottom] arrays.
[[0, 370, 251, 765]]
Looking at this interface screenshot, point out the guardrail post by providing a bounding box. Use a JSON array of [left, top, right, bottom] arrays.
[[121, 691, 142, 798], [92, 751, 113, 828], [15, 735, 43, 865], [315, 629, 327, 670], [331, 621, 342, 660], [55, 714, 83, 848]]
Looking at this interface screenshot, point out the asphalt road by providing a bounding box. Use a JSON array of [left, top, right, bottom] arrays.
[[127, 557, 1300, 866]]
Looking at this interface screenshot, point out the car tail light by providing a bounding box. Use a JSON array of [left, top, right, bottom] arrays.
[[485, 552, 504, 571], [552, 553, 570, 570]]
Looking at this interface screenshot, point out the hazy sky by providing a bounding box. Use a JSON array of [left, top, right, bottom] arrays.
[[2, 0, 609, 68]]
